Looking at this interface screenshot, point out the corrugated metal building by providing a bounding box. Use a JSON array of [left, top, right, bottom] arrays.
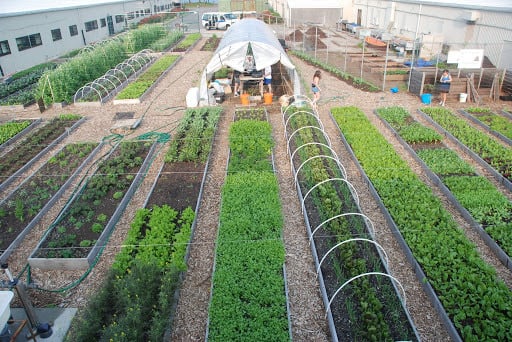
[[0, 0, 173, 76], [218, 0, 267, 13]]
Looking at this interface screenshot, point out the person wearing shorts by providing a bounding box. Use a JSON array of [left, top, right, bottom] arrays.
[[261, 65, 272, 95], [438, 69, 451, 106], [311, 70, 321, 106]]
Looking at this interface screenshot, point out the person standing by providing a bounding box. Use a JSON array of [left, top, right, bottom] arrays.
[[233, 70, 241, 97], [261, 65, 272, 95], [438, 69, 452, 106], [311, 70, 322, 107]]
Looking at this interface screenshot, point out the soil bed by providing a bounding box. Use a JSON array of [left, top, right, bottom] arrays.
[[0, 142, 98, 252], [0, 116, 82, 187], [146, 161, 205, 211]]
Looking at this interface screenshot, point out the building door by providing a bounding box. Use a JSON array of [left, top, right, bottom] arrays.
[[107, 16, 115, 35], [357, 9, 362, 26]]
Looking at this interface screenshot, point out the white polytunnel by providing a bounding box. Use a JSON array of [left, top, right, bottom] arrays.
[[199, 18, 300, 106]]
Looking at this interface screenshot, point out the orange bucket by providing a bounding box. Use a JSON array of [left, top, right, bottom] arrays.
[[263, 92, 273, 104], [240, 93, 250, 105]]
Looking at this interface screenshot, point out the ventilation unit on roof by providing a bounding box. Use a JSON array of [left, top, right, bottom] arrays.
[[462, 10, 480, 24]]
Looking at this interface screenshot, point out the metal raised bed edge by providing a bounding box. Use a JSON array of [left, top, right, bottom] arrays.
[[375, 110, 512, 271], [0, 142, 104, 264], [457, 109, 512, 147], [284, 108, 419, 342], [417, 109, 512, 192], [205, 108, 293, 341], [328, 110, 462, 342], [0, 117, 85, 193], [27, 140, 160, 270], [0, 118, 42, 154]]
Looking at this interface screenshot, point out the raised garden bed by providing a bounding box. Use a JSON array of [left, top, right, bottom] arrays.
[[113, 54, 180, 105], [0, 142, 101, 263], [147, 106, 222, 211], [0, 119, 40, 151], [28, 140, 158, 270], [458, 107, 512, 145], [66, 106, 222, 341], [207, 108, 291, 341], [283, 103, 418, 341], [170, 32, 201, 52], [0, 114, 84, 192], [375, 106, 512, 270], [419, 107, 512, 190], [331, 105, 512, 341]]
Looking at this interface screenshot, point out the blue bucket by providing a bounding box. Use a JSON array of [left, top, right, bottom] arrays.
[[390, 87, 399, 93], [421, 93, 432, 104]]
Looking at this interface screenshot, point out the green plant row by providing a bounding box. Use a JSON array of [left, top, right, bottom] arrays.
[[66, 205, 195, 342], [0, 142, 97, 251], [165, 107, 222, 163], [116, 55, 179, 100], [377, 106, 512, 262], [36, 24, 176, 105], [34, 141, 153, 259], [332, 106, 512, 341], [376, 106, 442, 144], [0, 120, 31, 144], [287, 108, 415, 341], [290, 50, 380, 92], [208, 119, 289, 341], [421, 107, 512, 182], [0, 114, 82, 186], [0, 63, 57, 105], [174, 32, 201, 50], [464, 107, 512, 140], [149, 30, 184, 52]]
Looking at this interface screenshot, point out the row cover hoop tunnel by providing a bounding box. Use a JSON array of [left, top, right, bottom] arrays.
[[73, 49, 155, 103], [281, 95, 409, 341]]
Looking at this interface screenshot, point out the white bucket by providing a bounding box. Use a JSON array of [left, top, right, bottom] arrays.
[[459, 93, 468, 103], [186, 87, 199, 108]]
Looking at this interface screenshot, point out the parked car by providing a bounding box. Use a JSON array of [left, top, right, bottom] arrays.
[[201, 12, 238, 30]]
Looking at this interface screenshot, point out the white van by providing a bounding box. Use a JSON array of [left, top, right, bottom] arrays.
[[201, 12, 238, 30]]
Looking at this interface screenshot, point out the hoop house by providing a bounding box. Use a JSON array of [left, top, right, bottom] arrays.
[[199, 18, 300, 106]]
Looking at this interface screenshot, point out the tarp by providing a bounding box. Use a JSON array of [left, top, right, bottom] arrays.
[[199, 18, 299, 106]]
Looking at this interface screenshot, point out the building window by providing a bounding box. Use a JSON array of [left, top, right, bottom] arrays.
[[85, 20, 98, 32], [51, 28, 62, 41], [0, 40, 11, 56], [100, 18, 106, 27], [69, 25, 78, 36], [115, 15, 124, 23], [16, 33, 42, 51]]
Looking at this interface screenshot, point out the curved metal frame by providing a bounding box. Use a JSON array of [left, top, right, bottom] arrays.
[[316, 238, 389, 276], [310, 213, 376, 244], [325, 272, 406, 318], [301, 177, 356, 213]]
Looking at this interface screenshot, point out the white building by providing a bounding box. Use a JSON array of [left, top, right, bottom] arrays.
[[350, 0, 512, 69], [0, 0, 174, 76], [268, 0, 512, 69]]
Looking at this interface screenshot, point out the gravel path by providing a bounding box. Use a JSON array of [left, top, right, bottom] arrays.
[[1, 27, 510, 342]]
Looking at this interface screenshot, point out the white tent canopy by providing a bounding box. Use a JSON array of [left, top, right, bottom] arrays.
[[199, 18, 299, 106]]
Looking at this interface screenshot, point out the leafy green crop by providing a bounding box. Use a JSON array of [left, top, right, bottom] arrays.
[[116, 55, 179, 99], [332, 105, 512, 341], [0, 120, 31, 144], [208, 116, 289, 341]]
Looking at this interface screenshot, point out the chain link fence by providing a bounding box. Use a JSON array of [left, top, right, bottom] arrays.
[[267, 20, 512, 103]]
